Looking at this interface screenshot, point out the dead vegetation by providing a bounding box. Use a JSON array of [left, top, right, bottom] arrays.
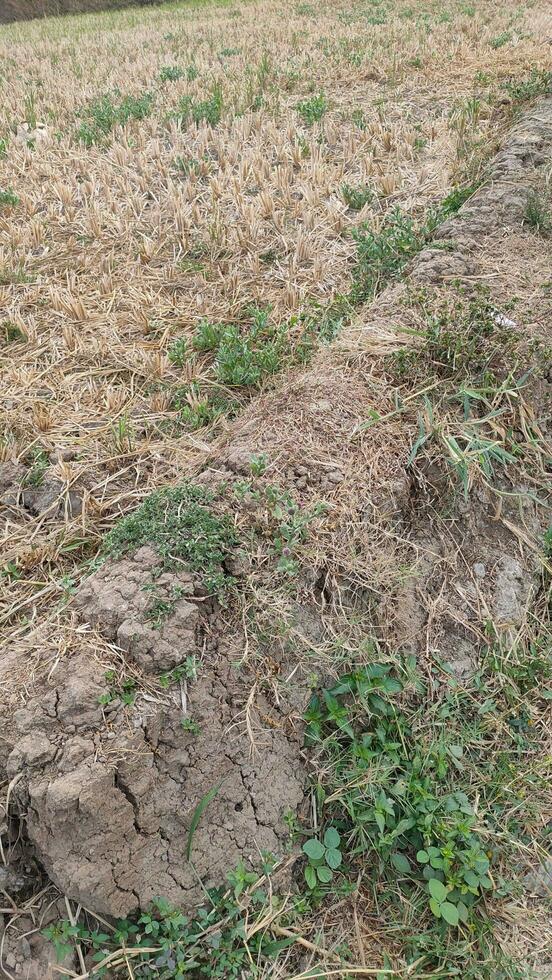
[[1, 0, 552, 977]]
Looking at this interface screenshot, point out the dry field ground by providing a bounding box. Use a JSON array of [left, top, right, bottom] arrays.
[[0, 0, 551, 977]]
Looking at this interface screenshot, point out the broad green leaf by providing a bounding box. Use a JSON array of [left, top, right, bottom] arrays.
[[428, 878, 448, 903], [457, 901, 469, 924], [463, 869, 479, 889], [440, 902, 459, 926], [316, 865, 333, 883], [390, 852, 411, 874], [187, 781, 223, 861], [325, 848, 342, 869], [393, 817, 415, 836], [369, 693, 390, 715], [375, 810, 385, 833], [429, 897, 442, 918], [382, 677, 403, 694], [302, 838, 325, 861], [323, 827, 340, 849], [305, 864, 317, 890], [416, 850, 429, 864], [423, 866, 443, 881]]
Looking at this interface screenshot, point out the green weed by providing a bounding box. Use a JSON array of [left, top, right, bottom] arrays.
[[76, 90, 154, 145], [503, 68, 552, 104], [167, 336, 188, 366], [351, 207, 437, 301], [351, 189, 478, 302], [489, 31, 512, 49], [341, 182, 373, 211], [103, 482, 237, 595], [159, 65, 184, 82], [181, 716, 201, 735], [302, 827, 342, 888], [98, 670, 137, 707], [0, 188, 19, 207], [172, 83, 223, 128], [159, 657, 197, 688], [44, 877, 299, 978], [23, 446, 49, 488], [305, 662, 493, 925], [296, 93, 327, 125], [192, 309, 290, 387], [174, 391, 238, 430], [143, 582, 188, 628], [1, 320, 26, 343], [524, 189, 551, 235]]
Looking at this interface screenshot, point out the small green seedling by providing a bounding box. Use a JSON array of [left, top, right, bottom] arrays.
[[181, 717, 201, 735], [302, 827, 342, 888], [168, 336, 188, 366], [250, 453, 268, 476]]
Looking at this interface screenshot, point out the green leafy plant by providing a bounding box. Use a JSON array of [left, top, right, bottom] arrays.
[[181, 716, 201, 735], [351, 187, 479, 303], [98, 670, 137, 707], [76, 89, 154, 145], [159, 65, 184, 82], [1, 320, 26, 343], [503, 68, 551, 104], [303, 827, 342, 888], [22, 446, 49, 488], [489, 31, 511, 49], [250, 453, 268, 476], [103, 482, 237, 595], [264, 485, 326, 575], [524, 189, 551, 236], [44, 881, 297, 978], [341, 182, 373, 211], [193, 318, 227, 352], [168, 336, 188, 366], [0, 188, 19, 207], [304, 662, 493, 924], [172, 83, 223, 128], [160, 657, 198, 688], [297, 93, 327, 125]]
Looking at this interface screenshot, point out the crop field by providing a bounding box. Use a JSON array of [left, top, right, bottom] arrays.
[[0, 0, 551, 977]]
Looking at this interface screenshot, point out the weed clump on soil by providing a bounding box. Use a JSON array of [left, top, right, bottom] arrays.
[[383, 288, 546, 499], [296, 93, 327, 125], [351, 188, 475, 301], [0, 187, 19, 207], [76, 90, 154, 145], [171, 83, 223, 127], [524, 189, 551, 236], [341, 182, 373, 211], [304, 661, 491, 927], [103, 483, 237, 594], [503, 68, 552, 105], [44, 868, 300, 978], [159, 65, 184, 83]]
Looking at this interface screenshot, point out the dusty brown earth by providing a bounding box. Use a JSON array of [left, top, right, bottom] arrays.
[[1, 92, 551, 977]]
